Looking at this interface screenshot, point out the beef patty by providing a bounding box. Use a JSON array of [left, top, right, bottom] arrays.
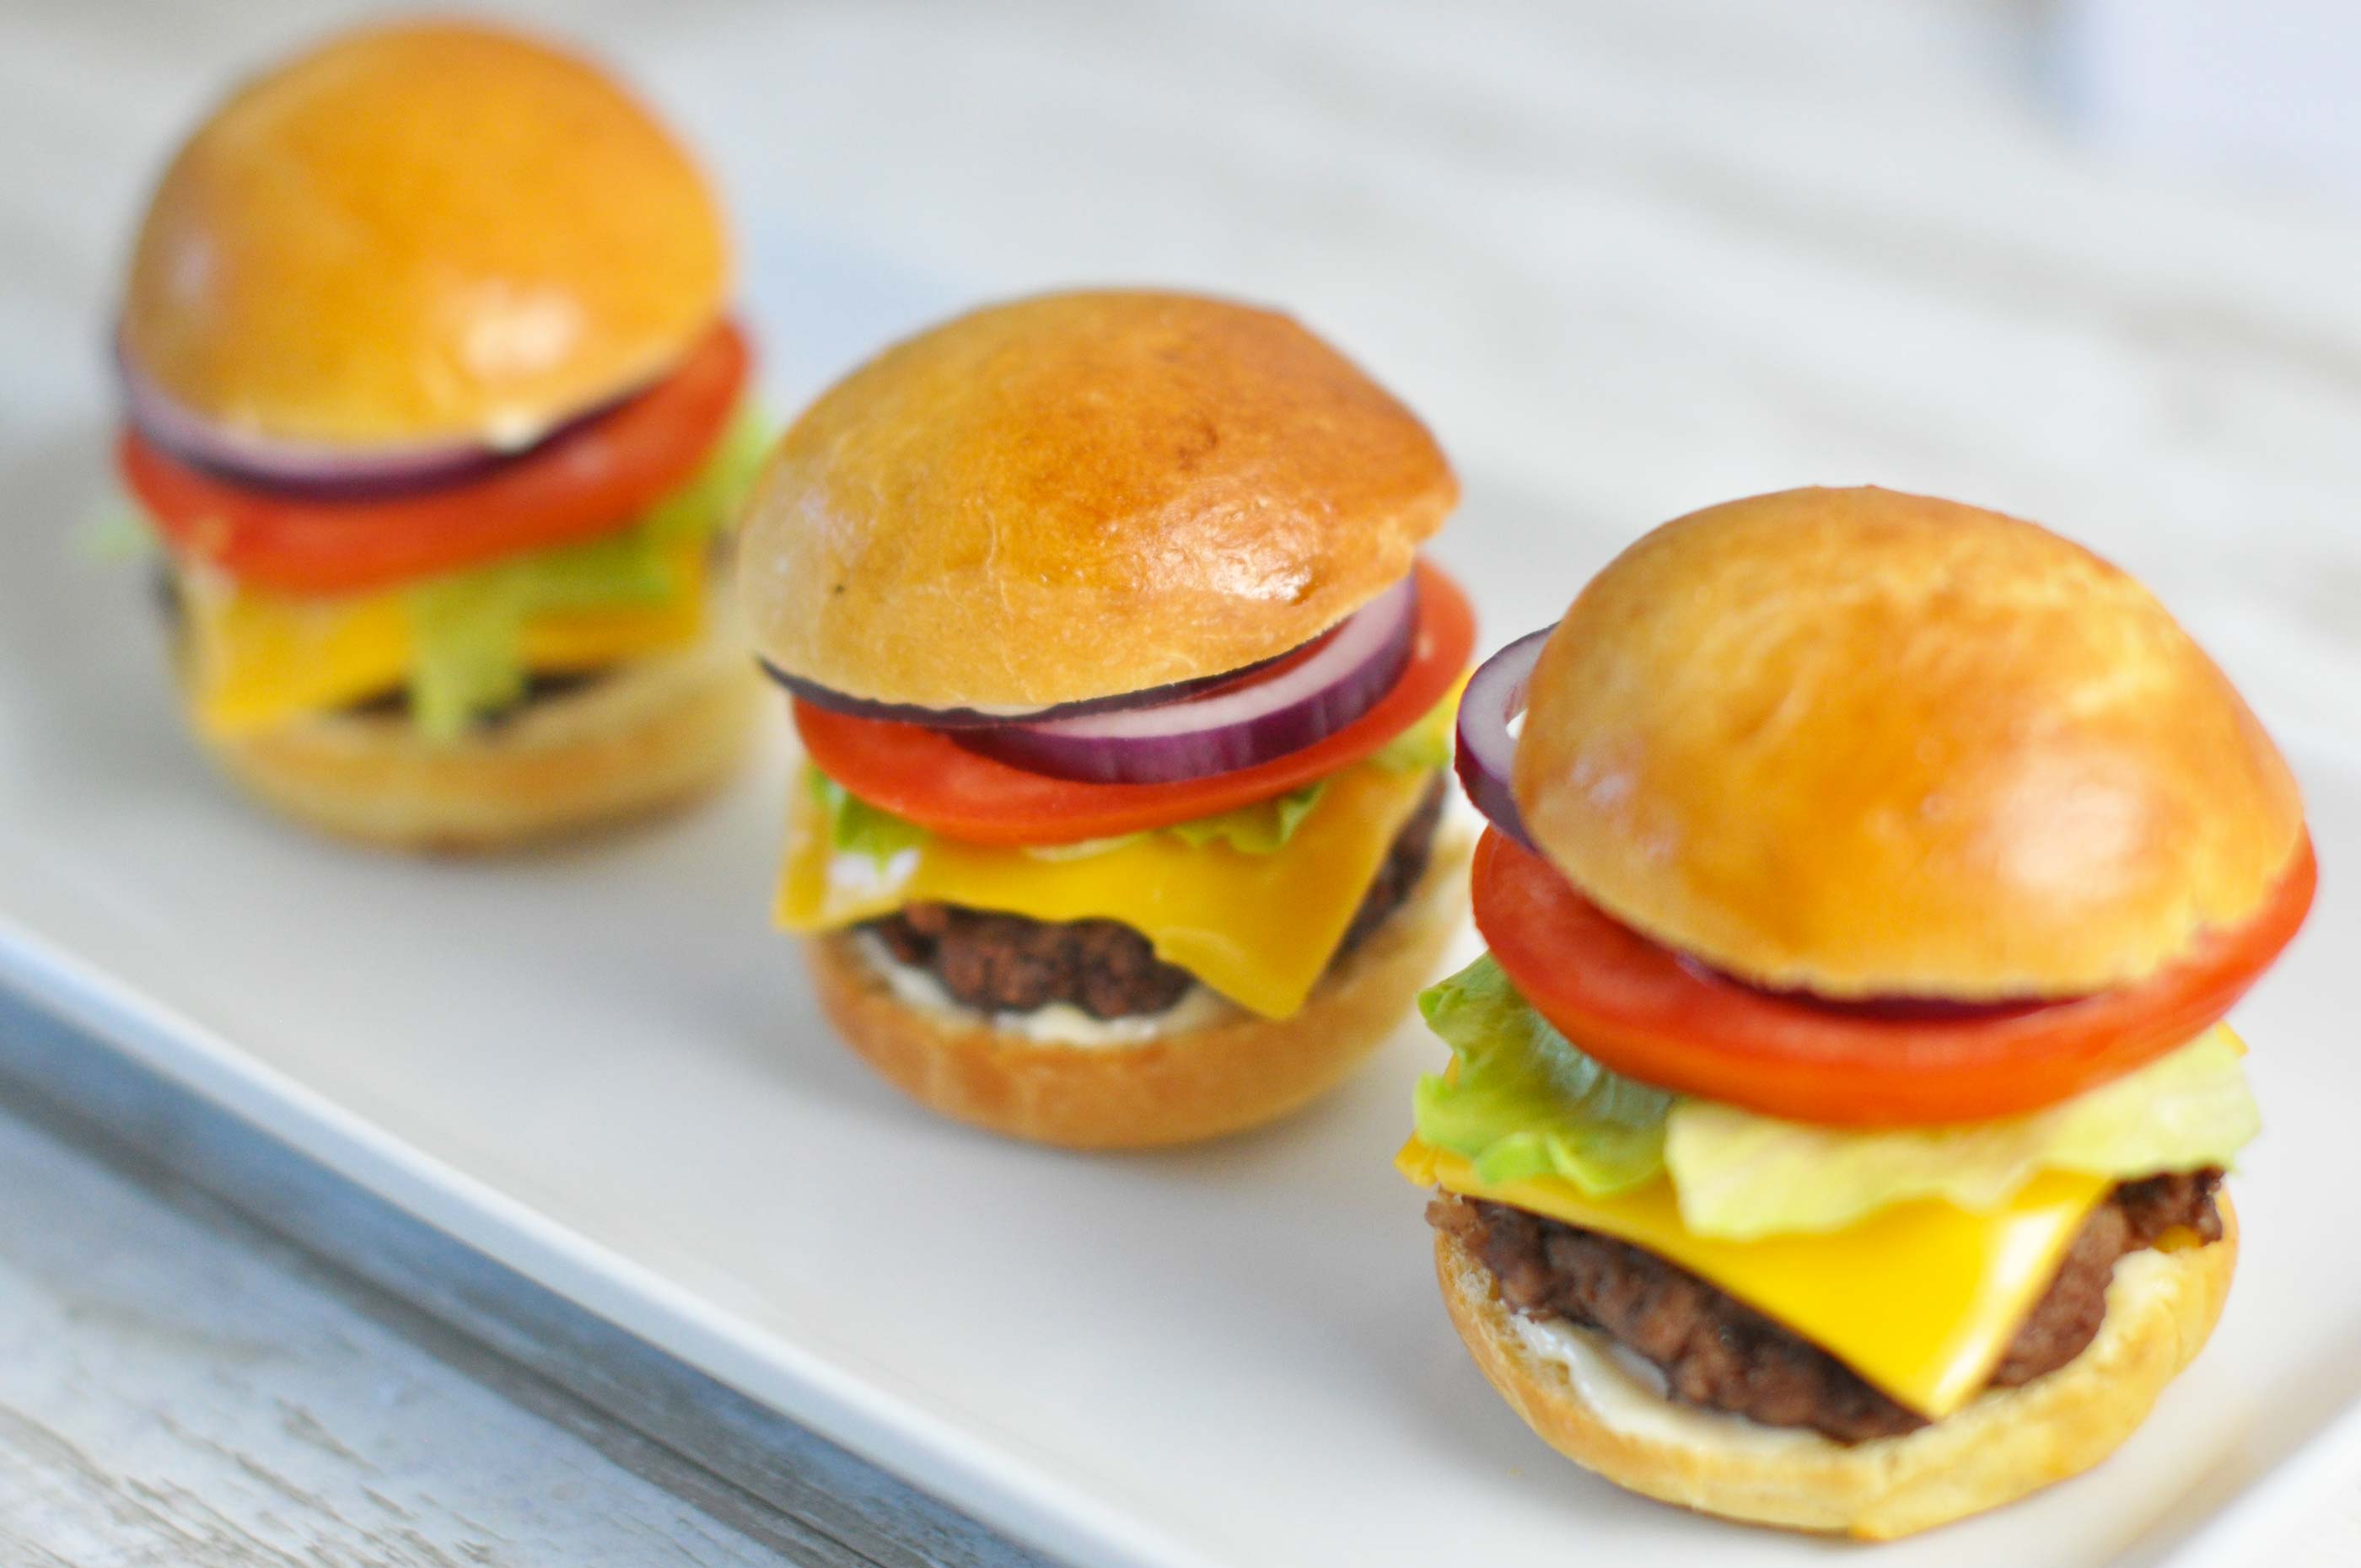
[[1430, 1171, 2223, 1444], [863, 773, 1448, 1020], [337, 669, 613, 728]]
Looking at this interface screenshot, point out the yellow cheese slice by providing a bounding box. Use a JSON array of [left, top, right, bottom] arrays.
[[180, 548, 707, 738], [1399, 1136, 2108, 1420], [777, 760, 1437, 1019], [179, 573, 414, 735]]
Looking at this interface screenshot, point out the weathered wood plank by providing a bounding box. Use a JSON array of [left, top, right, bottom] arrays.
[[0, 1076, 788, 1565], [0, 987, 1051, 1568]]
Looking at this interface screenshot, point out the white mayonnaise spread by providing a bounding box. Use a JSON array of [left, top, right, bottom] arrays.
[[852, 932, 1236, 1048], [1503, 1308, 1828, 1456]]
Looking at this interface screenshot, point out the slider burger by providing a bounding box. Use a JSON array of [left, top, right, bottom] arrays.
[[115, 20, 766, 850], [1401, 487, 2314, 1537], [742, 290, 1476, 1148]]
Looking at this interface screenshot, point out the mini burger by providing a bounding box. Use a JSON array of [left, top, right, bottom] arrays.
[[1401, 487, 2314, 1538], [740, 290, 1476, 1148], [115, 20, 766, 850]]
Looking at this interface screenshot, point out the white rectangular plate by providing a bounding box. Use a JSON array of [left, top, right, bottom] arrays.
[[4, 257, 2358, 1568]]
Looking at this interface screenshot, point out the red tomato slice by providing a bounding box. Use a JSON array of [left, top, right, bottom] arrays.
[[121, 321, 750, 595], [796, 561, 1476, 845], [1473, 827, 2317, 1125]]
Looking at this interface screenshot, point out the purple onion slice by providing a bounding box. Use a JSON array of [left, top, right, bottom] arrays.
[[766, 643, 1297, 730], [1455, 625, 1553, 851], [115, 336, 621, 498], [954, 574, 1422, 784]]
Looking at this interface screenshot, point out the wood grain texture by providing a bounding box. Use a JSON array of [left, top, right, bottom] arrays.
[[0, 989, 1051, 1568], [0, 1056, 779, 1566]]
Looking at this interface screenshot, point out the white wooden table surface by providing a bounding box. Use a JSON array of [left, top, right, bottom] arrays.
[[6, 0, 2361, 1561]]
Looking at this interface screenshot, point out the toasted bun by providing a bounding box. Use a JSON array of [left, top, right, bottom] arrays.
[[1434, 1205, 2236, 1540], [191, 624, 758, 853], [121, 20, 728, 448], [739, 290, 1456, 710], [1514, 487, 2304, 999], [804, 830, 1469, 1146]]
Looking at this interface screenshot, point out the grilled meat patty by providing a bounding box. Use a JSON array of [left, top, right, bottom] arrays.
[[1430, 1171, 2223, 1443]]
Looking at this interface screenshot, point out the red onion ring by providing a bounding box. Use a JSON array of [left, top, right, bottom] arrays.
[[1670, 952, 2058, 1020], [953, 575, 1421, 784], [113, 334, 632, 499], [1454, 626, 1552, 851], [762, 642, 1299, 730]]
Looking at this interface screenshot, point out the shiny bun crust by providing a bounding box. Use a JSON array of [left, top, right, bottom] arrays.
[[121, 20, 728, 448], [804, 832, 1469, 1147], [1514, 487, 2305, 999], [1434, 1210, 2235, 1540], [191, 629, 758, 853], [739, 290, 1457, 710]]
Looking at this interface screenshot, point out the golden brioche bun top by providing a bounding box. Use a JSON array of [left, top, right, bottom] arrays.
[[737, 289, 1456, 710], [120, 20, 729, 448], [1512, 486, 2305, 1000]]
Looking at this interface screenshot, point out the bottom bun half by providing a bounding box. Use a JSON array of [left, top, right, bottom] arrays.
[[193, 631, 761, 854], [1433, 1204, 2235, 1541], [806, 831, 1472, 1149]]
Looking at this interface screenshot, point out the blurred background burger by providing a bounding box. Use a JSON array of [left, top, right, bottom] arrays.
[[113, 19, 766, 851]]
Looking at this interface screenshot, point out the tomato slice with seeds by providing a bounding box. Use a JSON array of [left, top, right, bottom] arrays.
[[794, 561, 1476, 845], [121, 320, 750, 596], [1473, 826, 2316, 1125]]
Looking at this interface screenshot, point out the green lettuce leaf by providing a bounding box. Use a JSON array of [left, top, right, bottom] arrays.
[[1369, 690, 1456, 773], [805, 766, 929, 862], [808, 764, 1333, 863], [401, 409, 770, 743], [1665, 1028, 2259, 1240], [1412, 954, 1675, 1194], [1163, 785, 1327, 853], [406, 527, 679, 739], [632, 407, 774, 549], [85, 503, 157, 564]]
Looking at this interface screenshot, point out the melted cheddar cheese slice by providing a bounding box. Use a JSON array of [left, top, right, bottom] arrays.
[[178, 547, 708, 738], [1400, 1136, 2109, 1420], [777, 760, 1438, 1019]]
